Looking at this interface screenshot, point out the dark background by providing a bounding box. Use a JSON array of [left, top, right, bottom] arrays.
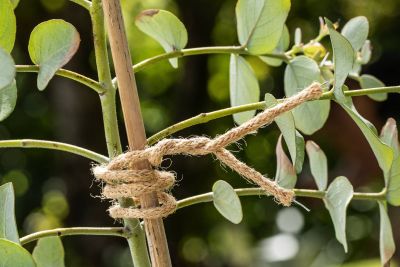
[[3, 0, 400, 266]]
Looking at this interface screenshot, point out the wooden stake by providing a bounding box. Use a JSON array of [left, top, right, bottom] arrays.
[[102, 0, 172, 266]]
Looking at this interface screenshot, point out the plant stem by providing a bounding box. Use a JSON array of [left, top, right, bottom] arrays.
[[176, 187, 387, 210], [90, 1, 151, 266], [15, 65, 105, 94], [20, 227, 125, 245], [133, 46, 287, 72], [148, 85, 400, 144], [0, 139, 108, 163], [69, 0, 92, 10], [110, 46, 288, 85]]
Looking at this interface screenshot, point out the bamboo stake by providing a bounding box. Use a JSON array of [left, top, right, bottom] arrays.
[[102, 0, 172, 266]]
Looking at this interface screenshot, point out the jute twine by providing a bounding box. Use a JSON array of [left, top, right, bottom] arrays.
[[93, 82, 323, 219]]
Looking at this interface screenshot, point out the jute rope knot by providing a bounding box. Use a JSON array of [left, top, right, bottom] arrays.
[[93, 82, 323, 219]]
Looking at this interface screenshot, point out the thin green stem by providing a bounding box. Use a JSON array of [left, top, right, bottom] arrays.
[[148, 85, 400, 144], [0, 139, 108, 163], [68, 0, 92, 10], [90, 1, 151, 266], [110, 46, 288, 85], [15, 65, 105, 94], [176, 187, 387, 210], [20, 227, 125, 245]]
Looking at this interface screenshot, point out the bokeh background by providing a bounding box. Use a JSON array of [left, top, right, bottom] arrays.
[[3, 0, 400, 266]]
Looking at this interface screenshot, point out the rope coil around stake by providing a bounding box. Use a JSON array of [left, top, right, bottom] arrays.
[[92, 82, 323, 219]]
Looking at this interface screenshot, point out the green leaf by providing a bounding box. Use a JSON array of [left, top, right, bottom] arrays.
[[265, 93, 297, 170], [10, 0, 19, 8], [294, 130, 305, 173], [275, 135, 297, 189], [212, 180, 243, 224], [378, 202, 395, 266], [326, 18, 355, 101], [0, 0, 16, 52], [324, 176, 353, 253], [33, 237, 65, 267], [0, 238, 36, 267], [236, 0, 291, 54], [260, 25, 289, 67], [0, 48, 15, 90], [0, 183, 19, 243], [340, 95, 393, 173], [229, 54, 260, 124], [360, 40, 371, 64], [380, 118, 400, 206], [0, 80, 17, 122], [341, 16, 369, 51], [284, 56, 330, 135], [360, 74, 387, 102], [306, 140, 328, 191], [28, 19, 80, 91], [136, 9, 188, 68]]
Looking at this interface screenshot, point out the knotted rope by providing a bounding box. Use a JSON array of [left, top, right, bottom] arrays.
[[93, 82, 323, 219]]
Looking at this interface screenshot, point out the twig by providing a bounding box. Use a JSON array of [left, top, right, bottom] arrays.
[[15, 65, 105, 94], [20, 227, 125, 245], [0, 139, 108, 163], [176, 187, 387, 210]]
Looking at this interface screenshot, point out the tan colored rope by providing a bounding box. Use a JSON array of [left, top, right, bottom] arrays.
[[93, 82, 323, 219]]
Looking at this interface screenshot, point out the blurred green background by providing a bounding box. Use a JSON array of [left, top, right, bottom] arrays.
[[3, 0, 400, 266]]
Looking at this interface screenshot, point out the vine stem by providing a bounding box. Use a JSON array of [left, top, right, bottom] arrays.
[[176, 187, 387, 210], [0, 139, 108, 163], [103, 0, 171, 266], [20, 227, 125, 245], [148, 85, 400, 144], [19, 186, 385, 245], [68, 0, 92, 10], [110, 46, 288, 85], [90, 0, 151, 266], [15, 65, 105, 94]]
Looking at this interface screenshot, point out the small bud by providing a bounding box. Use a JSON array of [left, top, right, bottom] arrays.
[[303, 42, 327, 61]]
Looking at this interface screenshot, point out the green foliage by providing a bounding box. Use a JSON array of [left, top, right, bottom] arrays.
[[326, 19, 355, 101], [0, 183, 19, 243], [212, 180, 243, 224], [135, 9, 188, 68], [340, 93, 393, 173], [275, 135, 297, 188], [324, 176, 353, 252], [265, 93, 298, 171], [360, 74, 387, 102], [229, 54, 259, 124], [28, 19, 80, 90], [0, 48, 15, 90], [9, 0, 19, 8], [380, 118, 400, 206], [306, 141, 328, 191], [32, 237, 65, 267], [284, 56, 330, 135], [0, 0, 16, 52], [378, 202, 395, 266], [0, 80, 17, 121], [341, 16, 369, 52], [0, 238, 36, 267], [260, 25, 290, 66], [236, 0, 290, 54]]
